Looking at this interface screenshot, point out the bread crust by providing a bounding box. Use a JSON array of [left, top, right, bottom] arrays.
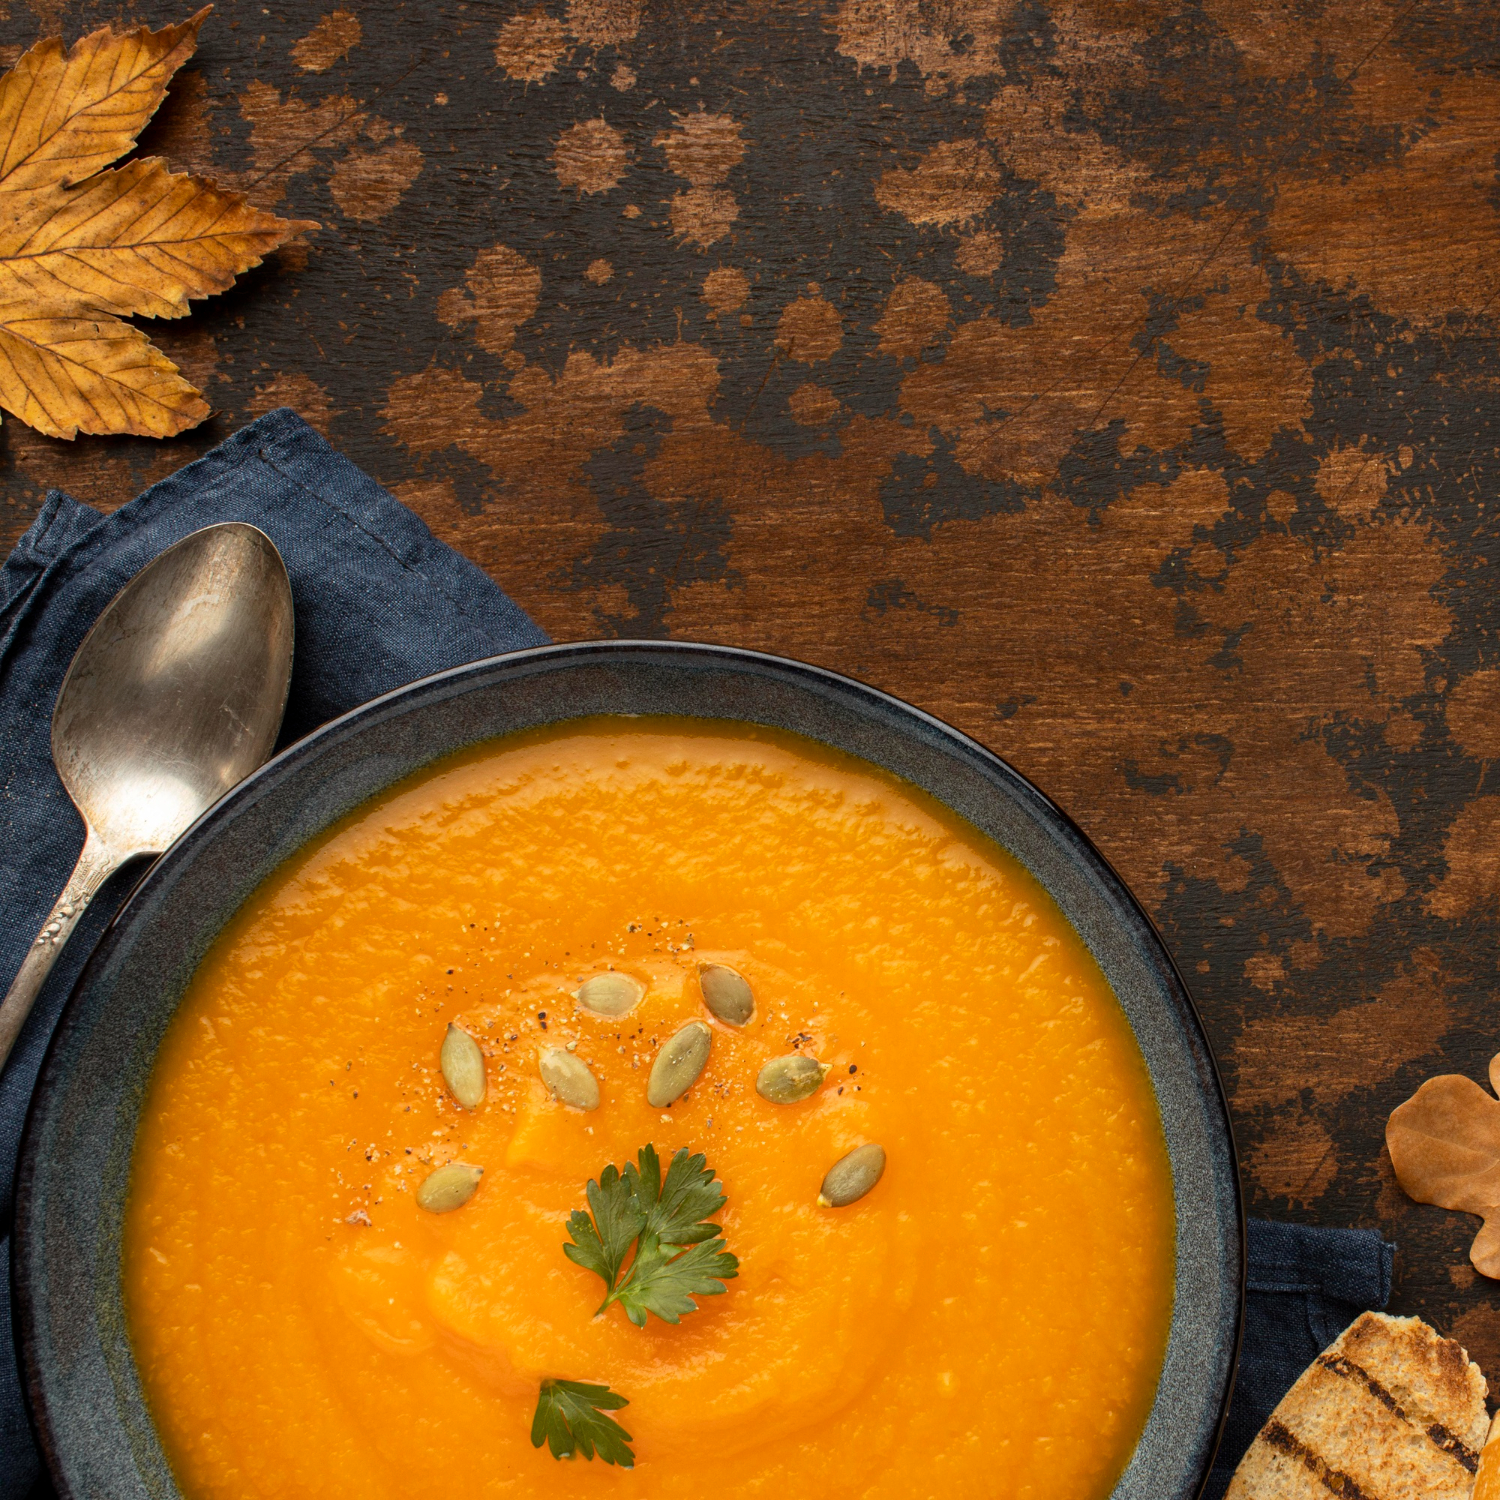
[[1226, 1312, 1487, 1500]]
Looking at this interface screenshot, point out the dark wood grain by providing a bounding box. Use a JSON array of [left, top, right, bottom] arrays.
[[8, 0, 1500, 1374]]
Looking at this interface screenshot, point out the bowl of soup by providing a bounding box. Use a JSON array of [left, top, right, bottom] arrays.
[[14, 641, 1241, 1500]]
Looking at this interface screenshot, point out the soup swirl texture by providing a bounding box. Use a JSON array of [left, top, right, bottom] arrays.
[[125, 720, 1174, 1499]]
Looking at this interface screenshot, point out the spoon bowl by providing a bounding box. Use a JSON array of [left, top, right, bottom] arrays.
[[0, 523, 293, 1069], [52, 525, 294, 856]]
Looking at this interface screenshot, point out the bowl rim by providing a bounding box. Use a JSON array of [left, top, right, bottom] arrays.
[[14, 637, 1245, 1498]]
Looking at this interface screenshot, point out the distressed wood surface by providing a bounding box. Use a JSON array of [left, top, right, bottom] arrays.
[[7, 0, 1500, 1366]]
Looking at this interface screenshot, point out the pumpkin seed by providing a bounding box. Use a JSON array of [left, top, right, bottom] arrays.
[[574, 972, 645, 1017], [755, 1053, 829, 1104], [818, 1144, 886, 1207], [699, 963, 754, 1026], [416, 1162, 483, 1214], [440, 1024, 486, 1108], [540, 1047, 601, 1110], [647, 1020, 712, 1107]]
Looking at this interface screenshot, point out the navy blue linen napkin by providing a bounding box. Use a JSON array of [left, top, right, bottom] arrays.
[[0, 408, 547, 1498], [1202, 1219, 1396, 1499]]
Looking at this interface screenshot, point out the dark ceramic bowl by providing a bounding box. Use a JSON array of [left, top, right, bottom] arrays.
[[15, 641, 1242, 1500]]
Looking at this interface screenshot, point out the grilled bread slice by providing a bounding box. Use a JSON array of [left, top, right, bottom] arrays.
[[1226, 1311, 1487, 1500]]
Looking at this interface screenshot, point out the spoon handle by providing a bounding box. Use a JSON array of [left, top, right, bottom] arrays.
[[0, 830, 122, 1073]]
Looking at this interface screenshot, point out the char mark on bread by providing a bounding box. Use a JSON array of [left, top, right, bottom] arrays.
[[1315, 1353, 1481, 1472], [1262, 1420, 1378, 1499]]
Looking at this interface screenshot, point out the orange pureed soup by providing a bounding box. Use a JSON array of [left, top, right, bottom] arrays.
[[124, 719, 1174, 1500]]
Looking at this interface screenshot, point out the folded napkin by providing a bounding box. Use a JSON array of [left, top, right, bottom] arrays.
[[0, 411, 1398, 1498], [1202, 1219, 1395, 1499], [0, 408, 547, 1498]]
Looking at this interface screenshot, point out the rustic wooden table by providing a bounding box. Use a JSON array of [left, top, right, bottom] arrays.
[[7, 0, 1500, 1368]]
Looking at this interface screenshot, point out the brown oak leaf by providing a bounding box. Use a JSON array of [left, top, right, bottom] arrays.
[[0, 7, 316, 439], [1388, 1054, 1500, 1277]]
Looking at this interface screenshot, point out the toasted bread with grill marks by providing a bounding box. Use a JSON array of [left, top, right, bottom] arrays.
[[1226, 1312, 1487, 1500]]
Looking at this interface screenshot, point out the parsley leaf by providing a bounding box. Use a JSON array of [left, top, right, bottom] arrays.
[[563, 1162, 645, 1287], [613, 1233, 743, 1328], [565, 1144, 740, 1327], [531, 1378, 634, 1466], [634, 1141, 733, 1247]]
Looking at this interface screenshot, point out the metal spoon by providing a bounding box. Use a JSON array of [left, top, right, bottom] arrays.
[[0, 523, 294, 1071]]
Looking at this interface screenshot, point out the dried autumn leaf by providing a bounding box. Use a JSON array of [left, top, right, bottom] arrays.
[[0, 10, 201, 194], [1387, 1053, 1500, 1277], [0, 7, 317, 439]]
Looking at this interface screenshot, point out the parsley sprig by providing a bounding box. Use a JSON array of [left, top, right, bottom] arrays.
[[564, 1143, 739, 1327], [531, 1379, 634, 1466]]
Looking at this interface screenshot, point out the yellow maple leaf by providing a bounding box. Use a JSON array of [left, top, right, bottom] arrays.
[[0, 6, 317, 439]]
